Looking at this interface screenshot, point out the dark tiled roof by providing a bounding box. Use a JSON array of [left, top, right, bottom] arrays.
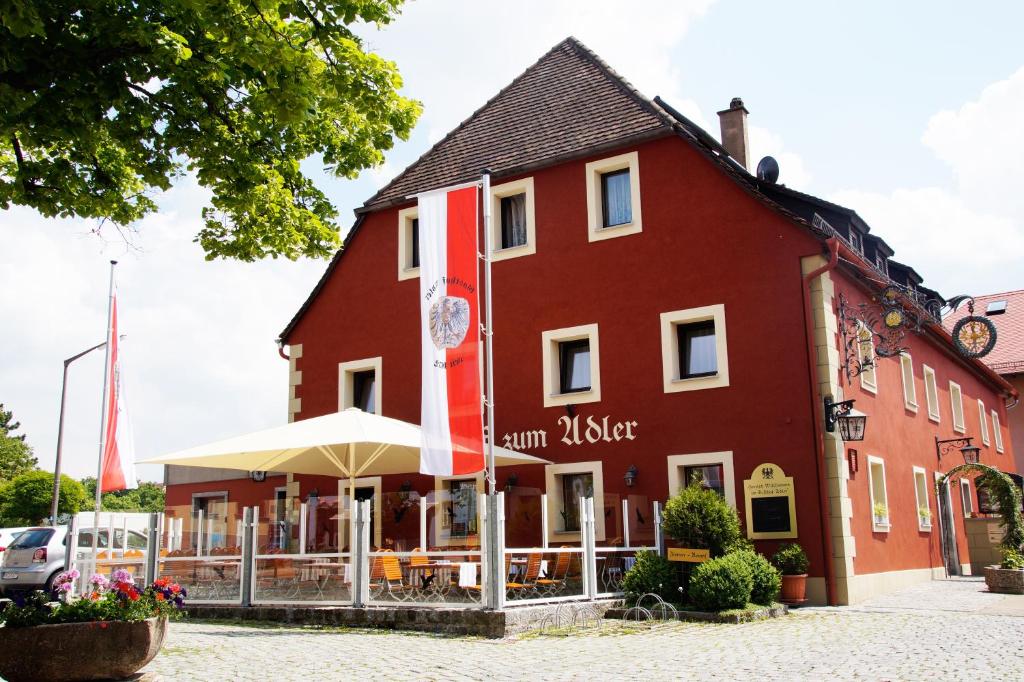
[[362, 37, 674, 209]]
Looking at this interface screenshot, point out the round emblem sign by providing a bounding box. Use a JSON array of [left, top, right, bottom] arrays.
[[429, 295, 470, 350], [951, 316, 997, 358]]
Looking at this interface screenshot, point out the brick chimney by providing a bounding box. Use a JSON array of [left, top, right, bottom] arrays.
[[717, 97, 750, 171]]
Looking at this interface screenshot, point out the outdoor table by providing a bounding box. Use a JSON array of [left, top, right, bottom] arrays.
[[405, 562, 453, 590]]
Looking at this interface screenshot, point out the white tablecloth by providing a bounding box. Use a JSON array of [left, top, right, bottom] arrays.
[[458, 562, 477, 587]]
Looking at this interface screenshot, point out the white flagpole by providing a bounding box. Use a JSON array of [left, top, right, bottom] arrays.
[[481, 171, 496, 495], [92, 260, 117, 564]]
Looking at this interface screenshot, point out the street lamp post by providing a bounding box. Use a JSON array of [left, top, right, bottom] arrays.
[[50, 341, 107, 525]]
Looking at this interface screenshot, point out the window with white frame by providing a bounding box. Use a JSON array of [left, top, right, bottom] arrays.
[[960, 479, 974, 517], [397, 206, 419, 281], [544, 461, 606, 542], [666, 452, 736, 508], [541, 324, 601, 407], [867, 455, 890, 531], [660, 304, 730, 393], [338, 357, 382, 415], [857, 322, 877, 393], [923, 365, 940, 422], [490, 177, 536, 260], [978, 399, 990, 446], [585, 151, 642, 242], [949, 381, 965, 433], [913, 467, 931, 531], [992, 409, 1005, 453], [900, 353, 917, 411], [433, 472, 484, 546]]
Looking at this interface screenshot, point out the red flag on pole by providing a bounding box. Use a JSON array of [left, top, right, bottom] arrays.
[[100, 293, 137, 492], [418, 184, 485, 476]]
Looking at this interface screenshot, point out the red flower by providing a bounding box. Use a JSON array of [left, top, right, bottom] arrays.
[[156, 592, 165, 601]]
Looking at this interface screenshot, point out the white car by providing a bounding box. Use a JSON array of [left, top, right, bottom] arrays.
[[0, 527, 31, 554], [0, 526, 148, 595]]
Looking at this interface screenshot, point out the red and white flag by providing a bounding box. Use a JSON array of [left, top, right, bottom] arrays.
[[418, 184, 484, 476], [100, 292, 137, 492]]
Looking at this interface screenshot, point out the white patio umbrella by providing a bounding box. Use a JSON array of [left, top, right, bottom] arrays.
[[140, 408, 548, 503]]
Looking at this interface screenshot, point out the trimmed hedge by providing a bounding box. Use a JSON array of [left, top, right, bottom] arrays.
[[622, 550, 679, 605], [731, 550, 781, 605], [661, 479, 742, 557], [687, 553, 753, 611], [771, 543, 809, 575]]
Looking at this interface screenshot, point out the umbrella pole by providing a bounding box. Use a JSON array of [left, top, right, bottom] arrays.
[[349, 443, 356, 550]]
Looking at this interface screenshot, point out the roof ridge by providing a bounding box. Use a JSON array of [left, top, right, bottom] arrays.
[[362, 37, 673, 208]]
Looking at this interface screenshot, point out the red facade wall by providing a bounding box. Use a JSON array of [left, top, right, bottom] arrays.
[[285, 135, 832, 570], [835, 277, 1015, 575]]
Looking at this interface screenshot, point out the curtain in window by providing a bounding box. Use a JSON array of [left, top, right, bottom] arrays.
[[684, 325, 717, 376], [602, 170, 632, 227], [500, 194, 527, 248]]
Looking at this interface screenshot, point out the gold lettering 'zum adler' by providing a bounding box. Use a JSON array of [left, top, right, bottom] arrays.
[[429, 295, 470, 350]]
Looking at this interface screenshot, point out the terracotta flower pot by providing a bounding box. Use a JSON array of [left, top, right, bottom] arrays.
[[0, 616, 167, 682], [779, 573, 808, 604]]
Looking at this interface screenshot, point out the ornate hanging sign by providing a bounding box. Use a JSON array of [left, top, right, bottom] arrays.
[[837, 288, 996, 382]]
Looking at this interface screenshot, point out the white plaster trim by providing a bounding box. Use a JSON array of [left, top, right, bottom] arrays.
[[857, 322, 877, 393], [585, 151, 642, 242], [912, 466, 932, 532], [867, 455, 890, 532], [433, 472, 486, 547], [992, 409, 1004, 453], [336, 476, 383, 549], [660, 304, 730, 393], [665, 451, 736, 508], [900, 353, 918, 412], [843, 566, 948, 605], [489, 177, 536, 261], [541, 323, 601, 408], [544, 460, 606, 543], [923, 365, 940, 422], [978, 399, 990, 446], [949, 381, 965, 434], [337, 356, 383, 415], [397, 206, 420, 281]]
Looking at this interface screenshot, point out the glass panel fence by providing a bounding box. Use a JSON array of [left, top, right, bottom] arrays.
[[71, 511, 153, 593], [252, 553, 353, 604]]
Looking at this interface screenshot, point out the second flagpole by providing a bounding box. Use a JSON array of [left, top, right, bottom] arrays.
[[92, 260, 117, 565]]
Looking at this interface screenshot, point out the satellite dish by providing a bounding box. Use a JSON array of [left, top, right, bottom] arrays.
[[756, 156, 780, 184]]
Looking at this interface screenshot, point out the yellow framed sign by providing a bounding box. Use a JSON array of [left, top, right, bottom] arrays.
[[743, 462, 798, 540], [667, 547, 710, 563]]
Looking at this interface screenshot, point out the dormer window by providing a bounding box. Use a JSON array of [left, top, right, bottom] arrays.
[[849, 231, 861, 253], [875, 255, 887, 275]]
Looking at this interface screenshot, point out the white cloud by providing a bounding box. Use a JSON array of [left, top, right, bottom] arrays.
[[830, 66, 1024, 297]]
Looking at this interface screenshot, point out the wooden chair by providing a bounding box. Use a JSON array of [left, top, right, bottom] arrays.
[[536, 547, 573, 595], [506, 552, 543, 596]]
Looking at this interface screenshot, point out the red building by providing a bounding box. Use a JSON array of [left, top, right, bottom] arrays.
[[166, 38, 1017, 605]]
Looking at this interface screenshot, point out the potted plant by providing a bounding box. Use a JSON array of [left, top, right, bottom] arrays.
[[917, 506, 932, 528], [771, 542, 809, 605], [872, 502, 889, 527], [984, 547, 1024, 595], [0, 569, 186, 682]]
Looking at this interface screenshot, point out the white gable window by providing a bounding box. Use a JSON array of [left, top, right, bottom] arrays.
[[585, 151, 642, 242], [978, 399, 990, 446], [338, 357, 382, 415], [857, 322, 877, 393], [490, 177, 536, 260], [900, 353, 917, 412], [660, 304, 730, 393], [949, 381, 965, 434], [397, 206, 420, 281], [923, 365, 940, 422], [992, 410, 1005, 453]]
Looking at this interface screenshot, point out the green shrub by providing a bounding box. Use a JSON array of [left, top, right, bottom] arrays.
[[687, 553, 753, 611], [730, 550, 781, 605], [1001, 547, 1024, 570], [771, 542, 809, 575], [661, 478, 742, 557], [621, 550, 679, 605]]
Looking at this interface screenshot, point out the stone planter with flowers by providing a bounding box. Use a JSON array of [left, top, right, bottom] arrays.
[[0, 568, 186, 682]]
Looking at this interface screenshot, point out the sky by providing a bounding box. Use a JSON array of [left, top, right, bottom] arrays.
[[2, 0, 1023, 484]]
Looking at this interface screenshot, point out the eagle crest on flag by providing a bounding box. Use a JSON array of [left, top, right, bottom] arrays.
[[429, 295, 470, 350]]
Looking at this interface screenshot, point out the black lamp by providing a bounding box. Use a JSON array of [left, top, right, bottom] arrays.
[[624, 465, 638, 487], [936, 436, 977, 465], [824, 397, 867, 441]]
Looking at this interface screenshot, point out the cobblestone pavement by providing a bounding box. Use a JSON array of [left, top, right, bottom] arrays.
[[144, 578, 1024, 681]]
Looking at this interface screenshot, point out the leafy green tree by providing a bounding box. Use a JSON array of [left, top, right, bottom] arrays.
[[0, 471, 86, 524], [81, 477, 165, 513], [1, 1, 421, 260], [0, 403, 38, 482]]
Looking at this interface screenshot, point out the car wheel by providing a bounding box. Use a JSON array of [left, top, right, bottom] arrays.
[[43, 570, 63, 593]]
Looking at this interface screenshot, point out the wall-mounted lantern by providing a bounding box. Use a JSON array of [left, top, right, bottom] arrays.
[[824, 397, 867, 441], [624, 465, 638, 488], [936, 436, 979, 465]]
